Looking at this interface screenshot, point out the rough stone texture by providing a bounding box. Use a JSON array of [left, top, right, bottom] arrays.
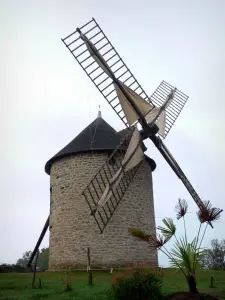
[[48, 152, 158, 270]]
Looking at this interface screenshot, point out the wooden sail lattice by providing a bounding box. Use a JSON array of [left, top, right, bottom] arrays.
[[62, 18, 151, 129], [149, 81, 189, 138], [62, 18, 188, 139], [82, 127, 142, 233]]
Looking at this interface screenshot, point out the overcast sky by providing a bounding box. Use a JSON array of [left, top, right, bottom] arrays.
[[1, 0, 225, 267]]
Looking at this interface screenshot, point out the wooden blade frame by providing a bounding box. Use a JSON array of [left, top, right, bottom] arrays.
[[150, 81, 189, 138], [62, 18, 152, 128], [82, 127, 142, 233], [61, 18, 188, 138]]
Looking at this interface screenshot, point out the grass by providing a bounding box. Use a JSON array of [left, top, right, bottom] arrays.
[[0, 269, 225, 299]]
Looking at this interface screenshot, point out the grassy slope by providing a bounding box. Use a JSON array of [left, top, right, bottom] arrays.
[[0, 269, 225, 299]]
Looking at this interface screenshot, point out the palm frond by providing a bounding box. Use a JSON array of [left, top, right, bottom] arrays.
[[197, 200, 223, 223], [169, 238, 200, 276], [175, 198, 188, 220], [208, 207, 223, 221], [128, 228, 150, 242], [148, 233, 171, 249], [157, 218, 176, 238], [129, 227, 171, 249]]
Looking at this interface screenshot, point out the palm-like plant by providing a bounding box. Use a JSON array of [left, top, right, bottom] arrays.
[[129, 199, 223, 294], [175, 199, 188, 243], [157, 218, 176, 239], [169, 237, 203, 293]]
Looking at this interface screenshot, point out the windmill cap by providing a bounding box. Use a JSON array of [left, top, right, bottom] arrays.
[[44, 117, 156, 175]]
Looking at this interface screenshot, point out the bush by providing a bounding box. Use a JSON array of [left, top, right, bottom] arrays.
[[0, 264, 26, 273], [109, 264, 163, 300]]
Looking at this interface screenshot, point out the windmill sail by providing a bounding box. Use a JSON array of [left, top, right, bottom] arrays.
[[78, 29, 114, 79], [62, 18, 188, 138], [114, 82, 153, 126], [77, 27, 176, 136], [78, 28, 158, 130], [144, 88, 177, 135], [114, 81, 177, 137], [82, 128, 144, 233], [96, 127, 144, 210], [149, 81, 188, 138], [156, 111, 166, 136]]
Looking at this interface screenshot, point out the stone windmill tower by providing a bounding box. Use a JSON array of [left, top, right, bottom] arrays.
[[28, 18, 214, 270], [44, 109, 157, 271]]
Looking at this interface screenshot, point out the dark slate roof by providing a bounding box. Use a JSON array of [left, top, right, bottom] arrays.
[[45, 116, 156, 174]]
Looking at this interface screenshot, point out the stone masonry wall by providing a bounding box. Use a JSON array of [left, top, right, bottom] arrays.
[[48, 152, 158, 270]]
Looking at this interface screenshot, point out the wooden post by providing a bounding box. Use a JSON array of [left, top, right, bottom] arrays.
[[32, 249, 39, 289], [28, 217, 49, 268], [209, 274, 214, 288], [87, 247, 93, 285], [38, 278, 43, 289]]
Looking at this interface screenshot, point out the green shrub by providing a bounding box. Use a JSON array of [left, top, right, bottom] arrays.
[[63, 271, 72, 291], [62, 265, 73, 292], [109, 264, 163, 300]]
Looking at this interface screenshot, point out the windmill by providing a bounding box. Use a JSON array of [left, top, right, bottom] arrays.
[[61, 18, 206, 232], [28, 18, 210, 268]]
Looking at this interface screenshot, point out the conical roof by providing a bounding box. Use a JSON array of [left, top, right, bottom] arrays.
[[45, 116, 156, 175], [45, 116, 120, 174]]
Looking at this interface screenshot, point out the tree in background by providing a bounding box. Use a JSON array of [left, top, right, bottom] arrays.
[[199, 239, 225, 270], [16, 251, 33, 268], [16, 248, 49, 271], [37, 247, 49, 271]]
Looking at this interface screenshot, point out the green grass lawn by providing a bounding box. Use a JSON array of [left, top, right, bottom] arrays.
[[0, 269, 225, 299]]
